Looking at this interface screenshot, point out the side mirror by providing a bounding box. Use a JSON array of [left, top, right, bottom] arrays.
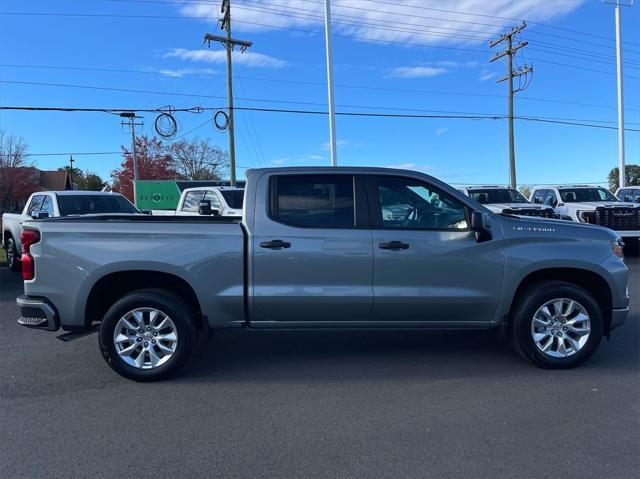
[[31, 210, 49, 219], [198, 200, 212, 216], [470, 211, 492, 242]]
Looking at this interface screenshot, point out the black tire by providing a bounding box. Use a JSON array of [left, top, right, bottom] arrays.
[[510, 281, 603, 369], [5, 237, 19, 272], [98, 289, 197, 381]]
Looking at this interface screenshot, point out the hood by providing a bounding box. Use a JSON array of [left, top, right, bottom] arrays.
[[563, 201, 639, 209], [485, 203, 552, 212], [496, 213, 620, 240]]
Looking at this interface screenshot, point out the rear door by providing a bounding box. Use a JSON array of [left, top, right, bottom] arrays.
[[250, 173, 373, 324], [367, 174, 504, 325]]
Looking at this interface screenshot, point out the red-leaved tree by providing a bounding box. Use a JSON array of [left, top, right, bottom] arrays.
[[111, 135, 181, 201], [0, 130, 39, 212]]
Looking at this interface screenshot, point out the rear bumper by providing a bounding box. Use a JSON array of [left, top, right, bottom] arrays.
[[16, 295, 60, 331]]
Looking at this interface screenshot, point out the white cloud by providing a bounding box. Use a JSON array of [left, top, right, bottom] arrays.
[[478, 71, 498, 81], [435, 128, 448, 136], [157, 67, 218, 78], [178, 1, 585, 47], [271, 158, 290, 165], [321, 139, 349, 150], [164, 48, 289, 68], [390, 66, 448, 78]]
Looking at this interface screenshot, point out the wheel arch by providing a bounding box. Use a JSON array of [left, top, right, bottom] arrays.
[[84, 270, 204, 331], [508, 267, 613, 335]]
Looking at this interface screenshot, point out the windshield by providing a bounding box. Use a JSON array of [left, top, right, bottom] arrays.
[[220, 190, 245, 209], [57, 195, 140, 216], [468, 188, 528, 204], [559, 188, 619, 202]]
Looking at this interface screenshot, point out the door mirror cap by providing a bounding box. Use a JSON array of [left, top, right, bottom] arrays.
[[197, 200, 220, 216], [470, 211, 492, 242], [31, 210, 49, 219]]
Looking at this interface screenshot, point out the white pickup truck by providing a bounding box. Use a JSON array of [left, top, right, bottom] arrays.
[[529, 185, 640, 239], [459, 186, 555, 218], [152, 186, 244, 217], [2, 191, 140, 271]]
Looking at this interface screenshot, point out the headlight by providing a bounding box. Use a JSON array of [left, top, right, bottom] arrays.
[[611, 238, 625, 258]]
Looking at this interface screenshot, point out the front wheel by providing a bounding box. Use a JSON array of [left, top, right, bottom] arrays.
[[98, 289, 197, 381], [5, 237, 19, 272], [510, 281, 603, 369]]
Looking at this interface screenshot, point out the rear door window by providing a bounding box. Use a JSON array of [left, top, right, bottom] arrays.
[[271, 175, 355, 228]]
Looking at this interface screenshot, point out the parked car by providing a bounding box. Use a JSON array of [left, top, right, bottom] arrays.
[[615, 186, 640, 203], [459, 186, 555, 218], [152, 186, 244, 217], [2, 191, 140, 271], [16, 167, 629, 381], [529, 185, 640, 240]]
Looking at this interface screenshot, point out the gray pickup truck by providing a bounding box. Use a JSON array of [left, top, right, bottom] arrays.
[[16, 167, 629, 381]]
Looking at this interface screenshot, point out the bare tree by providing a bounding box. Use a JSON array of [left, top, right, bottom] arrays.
[[170, 137, 229, 180], [0, 130, 33, 211]]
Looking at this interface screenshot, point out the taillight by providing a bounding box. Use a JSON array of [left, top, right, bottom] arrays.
[[21, 229, 40, 280]]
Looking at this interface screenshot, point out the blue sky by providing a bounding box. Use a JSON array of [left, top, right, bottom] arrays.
[[1, 0, 638, 186]]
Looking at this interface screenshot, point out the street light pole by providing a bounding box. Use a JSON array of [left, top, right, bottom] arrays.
[[614, 2, 626, 188], [323, 0, 338, 166]]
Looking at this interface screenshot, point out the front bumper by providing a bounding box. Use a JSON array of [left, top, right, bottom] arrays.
[[611, 307, 629, 331], [16, 295, 60, 331]]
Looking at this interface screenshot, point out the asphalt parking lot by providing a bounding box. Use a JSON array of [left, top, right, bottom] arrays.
[[1, 255, 638, 479]]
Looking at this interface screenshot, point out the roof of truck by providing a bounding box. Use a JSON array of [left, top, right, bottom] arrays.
[[51, 191, 124, 196]]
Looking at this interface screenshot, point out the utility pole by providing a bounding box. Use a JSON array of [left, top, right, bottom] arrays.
[[324, 0, 337, 166], [69, 156, 75, 190], [605, 0, 633, 188], [489, 22, 532, 189], [204, 0, 252, 187], [120, 112, 143, 205]]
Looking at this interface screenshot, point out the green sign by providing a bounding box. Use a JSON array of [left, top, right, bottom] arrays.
[[135, 181, 181, 210]]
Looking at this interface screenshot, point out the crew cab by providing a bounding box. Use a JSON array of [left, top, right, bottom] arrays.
[[529, 185, 640, 239], [459, 186, 555, 218], [16, 168, 629, 381], [152, 186, 244, 217], [2, 191, 140, 271]]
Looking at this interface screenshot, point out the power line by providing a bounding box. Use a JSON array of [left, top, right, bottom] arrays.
[[2, 105, 639, 131], [3, 63, 639, 113], [347, 0, 640, 47]]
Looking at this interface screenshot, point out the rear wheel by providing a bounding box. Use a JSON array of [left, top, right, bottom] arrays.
[[98, 289, 197, 381], [5, 237, 19, 272], [510, 281, 603, 369]]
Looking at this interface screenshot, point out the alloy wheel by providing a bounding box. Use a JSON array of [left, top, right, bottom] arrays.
[[113, 308, 178, 369], [530, 298, 591, 358]]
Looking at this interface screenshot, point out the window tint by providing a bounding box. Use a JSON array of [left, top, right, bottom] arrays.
[[57, 195, 139, 215], [203, 191, 222, 210], [559, 188, 618, 202], [376, 176, 468, 230], [181, 191, 204, 212], [544, 190, 558, 207], [220, 190, 245, 209], [26, 195, 44, 215], [468, 188, 528, 204], [40, 196, 54, 215], [272, 175, 355, 228]]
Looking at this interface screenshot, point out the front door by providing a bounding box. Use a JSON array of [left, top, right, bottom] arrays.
[[250, 173, 373, 324], [368, 175, 504, 325]]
